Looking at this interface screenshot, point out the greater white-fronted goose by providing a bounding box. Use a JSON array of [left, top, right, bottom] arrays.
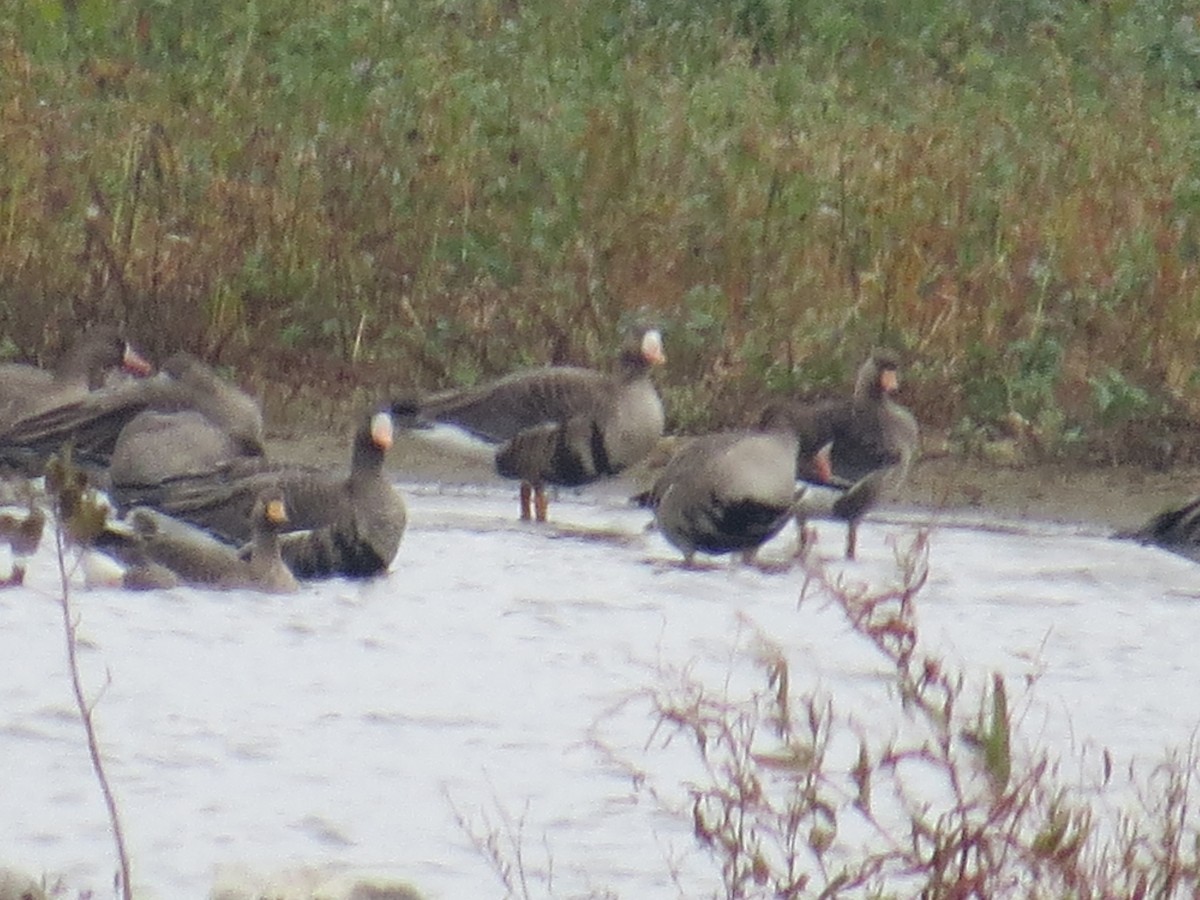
[[396, 327, 666, 522], [758, 351, 919, 559], [115, 408, 406, 579], [269, 409, 406, 579], [0, 352, 264, 477], [636, 428, 803, 566], [0, 326, 152, 428], [104, 490, 298, 593]]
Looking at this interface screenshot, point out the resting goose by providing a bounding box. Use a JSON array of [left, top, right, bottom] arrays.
[[102, 490, 298, 593], [636, 428, 803, 566], [272, 408, 407, 579], [0, 326, 152, 428], [0, 352, 264, 478], [396, 327, 666, 522], [759, 351, 919, 559], [115, 408, 406, 579]]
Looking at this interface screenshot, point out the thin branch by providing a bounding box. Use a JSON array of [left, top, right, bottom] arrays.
[[54, 505, 133, 900]]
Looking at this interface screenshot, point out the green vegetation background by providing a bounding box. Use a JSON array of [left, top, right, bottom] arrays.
[[4, 0, 1200, 461]]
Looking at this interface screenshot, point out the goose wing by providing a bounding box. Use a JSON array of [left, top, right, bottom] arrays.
[[420, 367, 610, 442]]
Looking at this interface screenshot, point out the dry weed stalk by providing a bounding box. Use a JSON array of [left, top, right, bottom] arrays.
[[446, 786, 618, 900], [632, 529, 1200, 898], [47, 458, 134, 900]]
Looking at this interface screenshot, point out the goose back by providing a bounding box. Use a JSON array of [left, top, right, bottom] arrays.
[[110, 409, 266, 488], [648, 430, 799, 560], [1119, 495, 1200, 563], [420, 366, 612, 443], [0, 352, 264, 475]]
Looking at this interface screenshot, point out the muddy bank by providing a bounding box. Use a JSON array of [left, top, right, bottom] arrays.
[[895, 456, 1198, 532]]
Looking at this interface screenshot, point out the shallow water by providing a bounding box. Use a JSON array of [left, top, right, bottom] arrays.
[[1, 480, 1199, 898]]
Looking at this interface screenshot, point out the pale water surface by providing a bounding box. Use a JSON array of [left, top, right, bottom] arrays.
[[1, 480, 1199, 898]]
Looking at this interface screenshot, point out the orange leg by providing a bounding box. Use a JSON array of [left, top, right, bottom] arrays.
[[519, 483, 533, 521], [534, 484, 549, 523]]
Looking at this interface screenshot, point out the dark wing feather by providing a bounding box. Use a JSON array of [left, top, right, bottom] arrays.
[[0, 379, 172, 470]]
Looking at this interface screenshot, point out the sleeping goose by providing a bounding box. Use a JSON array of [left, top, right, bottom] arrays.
[[759, 351, 919, 559], [114, 408, 406, 579], [0, 352, 264, 478], [636, 427, 803, 566], [0, 326, 152, 428], [395, 326, 666, 522]]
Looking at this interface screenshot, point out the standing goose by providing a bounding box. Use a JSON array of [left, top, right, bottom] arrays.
[[758, 351, 919, 559], [0, 326, 153, 428], [102, 490, 298, 593], [0, 352, 265, 478], [115, 408, 406, 579], [396, 327, 666, 522], [636, 427, 803, 566]]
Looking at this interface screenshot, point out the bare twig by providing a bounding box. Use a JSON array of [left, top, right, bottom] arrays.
[[51, 479, 133, 900]]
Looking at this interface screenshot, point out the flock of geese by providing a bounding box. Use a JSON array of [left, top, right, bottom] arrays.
[[5, 323, 1191, 592], [0, 324, 929, 591], [2, 324, 1200, 592]]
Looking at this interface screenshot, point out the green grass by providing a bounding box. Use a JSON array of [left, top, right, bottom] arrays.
[[4, 0, 1200, 456]]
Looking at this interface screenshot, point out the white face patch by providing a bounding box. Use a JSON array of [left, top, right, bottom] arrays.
[[641, 329, 666, 365], [371, 412, 395, 450]]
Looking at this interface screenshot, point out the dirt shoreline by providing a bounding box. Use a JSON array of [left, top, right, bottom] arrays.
[[265, 427, 1199, 535]]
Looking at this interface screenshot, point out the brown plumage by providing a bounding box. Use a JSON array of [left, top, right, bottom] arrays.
[[270, 410, 407, 579], [0, 352, 264, 478], [104, 490, 298, 593], [0, 326, 152, 429], [759, 352, 919, 559], [0, 504, 46, 559], [115, 409, 406, 579], [396, 327, 666, 522], [636, 428, 802, 565], [110, 408, 265, 487]]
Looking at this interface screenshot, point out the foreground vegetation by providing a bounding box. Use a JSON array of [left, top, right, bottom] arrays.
[[629, 536, 1200, 897], [4, 0, 1200, 455], [454, 532, 1200, 897]]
